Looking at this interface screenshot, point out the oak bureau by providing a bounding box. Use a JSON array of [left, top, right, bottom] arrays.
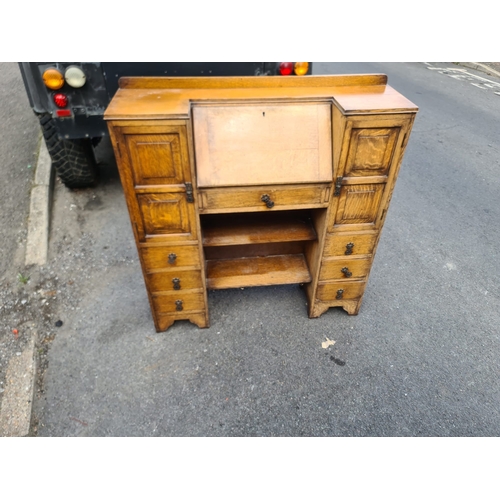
[[104, 74, 418, 332]]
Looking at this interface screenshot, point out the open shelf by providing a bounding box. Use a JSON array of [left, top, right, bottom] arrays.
[[206, 254, 312, 290], [201, 211, 317, 247]]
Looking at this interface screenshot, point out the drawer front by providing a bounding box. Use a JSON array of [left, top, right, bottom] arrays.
[[319, 258, 371, 281], [141, 245, 201, 270], [198, 184, 329, 213], [317, 281, 366, 301], [324, 233, 377, 257], [147, 269, 203, 293], [152, 292, 205, 314]]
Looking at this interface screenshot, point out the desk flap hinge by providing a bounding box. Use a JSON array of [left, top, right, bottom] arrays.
[[334, 176, 343, 196], [185, 182, 194, 203]]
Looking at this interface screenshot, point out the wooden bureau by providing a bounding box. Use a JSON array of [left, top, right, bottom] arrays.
[[104, 74, 418, 332]]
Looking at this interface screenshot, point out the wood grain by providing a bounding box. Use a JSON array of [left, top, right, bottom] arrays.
[[147, 269, 203, 293], [316, 281, 366, 301], [118, 74, 389, 89], [206, 254, 311, 289], [140, 244, 200, 270], [319, 257, 371, 281], [201, 211, 316, 246], [198, 184, 329, 213], [334, 183, 385, 226], [323, 232, 377, 257], [193, 103, 332, 187]]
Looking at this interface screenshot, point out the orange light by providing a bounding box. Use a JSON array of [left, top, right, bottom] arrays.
[[294, 62, 309, 76], [42, 68, 64, 90]]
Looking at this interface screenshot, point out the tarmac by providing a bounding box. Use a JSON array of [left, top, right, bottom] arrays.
[[1, 61, 499, 437]]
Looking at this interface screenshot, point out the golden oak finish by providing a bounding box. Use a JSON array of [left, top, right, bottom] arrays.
[[319, 258, 371, 281], [201, 212, 317, 247], [147, 269, 204, 293], [105, 75, 417, 331], [323, 232, 377, 257], [198, 184, 330, 213], [206, 254, 311, 290], [193, 103, 332, 187], [140, 243, 201, 270]]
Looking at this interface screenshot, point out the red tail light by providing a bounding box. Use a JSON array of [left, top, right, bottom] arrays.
[[54, 93, 68, 108], [279, 62, 294, 75]]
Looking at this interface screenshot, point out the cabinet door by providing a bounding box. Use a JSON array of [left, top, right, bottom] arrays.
[[339, 116, 411, 181], [137, 193, 195, 239], [117, 123, 191, 187], [125, 132, 187, 186], [109, 122, 197, 243], [329, 114, 413, 232], [334, 183, 385, 227], [343, 127, 399, 177]]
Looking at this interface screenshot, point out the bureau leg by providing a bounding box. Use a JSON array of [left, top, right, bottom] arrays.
[[308, 301, 330, 318], [156, 313, 209, 332], [156, 316, 176, 332], [188, 313, 210, 329], [342, 298, 363, 315], [308, 298, 363, 318]]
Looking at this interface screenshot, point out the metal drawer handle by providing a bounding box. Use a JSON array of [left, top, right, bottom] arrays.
[[341, 267, 352, 278], [175, 299, 183, 311], [336, 289, 344, 300], [261, 194, 274, 209], [172, 278, 181, 290], [345, 242, 354, 255], [168, 253, 177, 265]]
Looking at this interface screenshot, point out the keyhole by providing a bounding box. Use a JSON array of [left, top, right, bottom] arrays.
[[263, 112, 265, 117]]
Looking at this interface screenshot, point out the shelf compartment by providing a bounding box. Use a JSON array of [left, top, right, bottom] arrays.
[[201, 211, 317, 247], [206, 254, 311, 290]]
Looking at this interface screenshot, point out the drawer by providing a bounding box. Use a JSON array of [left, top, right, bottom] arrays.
[[324, 233, 377, 257], [198, 184, 330, 213], [319, 258, 371, 281], [152, 292, 205, 314], [141, 244, 201, 270], [147, 269, 203, 293], [317, 281, 366, 301]]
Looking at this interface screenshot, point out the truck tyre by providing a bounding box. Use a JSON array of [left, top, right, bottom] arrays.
[[38, 113, 98, 188]]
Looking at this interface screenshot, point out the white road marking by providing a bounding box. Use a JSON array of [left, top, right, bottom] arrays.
[[425, 63, 500, 94]]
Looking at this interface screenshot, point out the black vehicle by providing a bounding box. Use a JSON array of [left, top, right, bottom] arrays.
[[19, 62, 312, 188]]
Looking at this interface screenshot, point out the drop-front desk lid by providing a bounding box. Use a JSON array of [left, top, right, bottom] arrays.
[[193, 102, 332, 187]]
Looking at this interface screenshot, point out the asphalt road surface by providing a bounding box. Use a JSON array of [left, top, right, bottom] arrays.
[[20, 62, 500, 436]]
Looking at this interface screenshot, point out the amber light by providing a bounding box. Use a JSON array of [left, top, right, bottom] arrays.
[[42, 68, 64, 90], [294, 62, 309, 75], [279, 62, 293, 75], [54, 93, 68, 108]]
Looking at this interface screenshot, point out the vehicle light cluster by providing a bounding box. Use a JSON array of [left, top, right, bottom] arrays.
[[42, 63, 309, 114], [279, 62, 309, 76], [42, 65, 86, 113]]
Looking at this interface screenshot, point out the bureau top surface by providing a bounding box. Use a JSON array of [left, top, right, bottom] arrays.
[[104, 74, 418, 120]]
